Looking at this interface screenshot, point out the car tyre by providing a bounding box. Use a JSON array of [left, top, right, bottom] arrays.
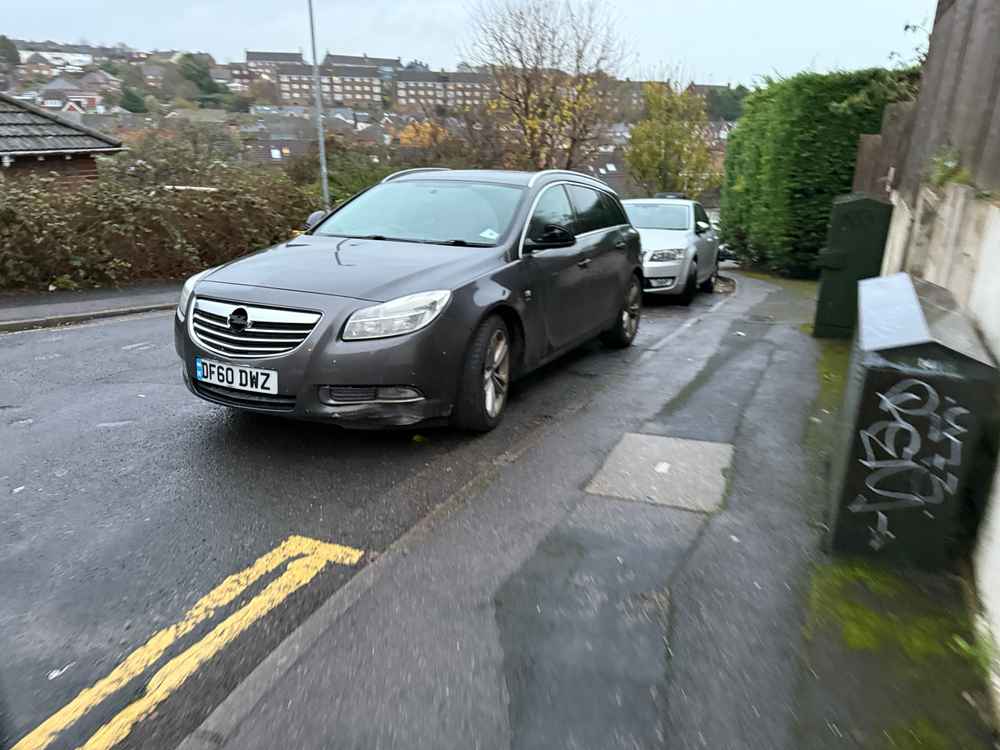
[[453, 315, 510, 432], [679, 264, 698, 306], [602, 275, 641, 348], [700, 261, 719, 293]]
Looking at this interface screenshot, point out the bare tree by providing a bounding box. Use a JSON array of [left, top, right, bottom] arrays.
[[465, 0, 626, 170]]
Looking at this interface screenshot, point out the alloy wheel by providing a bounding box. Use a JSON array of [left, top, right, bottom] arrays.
[[483, 329, 510, 418], [621, 279, 641, 339]]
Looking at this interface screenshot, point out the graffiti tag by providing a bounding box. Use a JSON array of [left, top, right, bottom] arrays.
[[849, 379, 970, 527]]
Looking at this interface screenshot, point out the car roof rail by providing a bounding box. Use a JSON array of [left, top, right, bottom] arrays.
[[381, 167, 451, 183], [528, 169, 616, 193]]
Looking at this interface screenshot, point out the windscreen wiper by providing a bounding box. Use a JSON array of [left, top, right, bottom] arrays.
[[435, 239, 493, 247]]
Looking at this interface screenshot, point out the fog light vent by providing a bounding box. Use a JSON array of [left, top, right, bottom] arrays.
[[318, 385, 423, 405], [375, 386, 422, 401], [319, 385, 377, 404]]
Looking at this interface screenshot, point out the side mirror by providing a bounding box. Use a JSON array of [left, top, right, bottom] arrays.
[[304, 209, 326, 230], [525, 224, 575, 252], [696, 220, 711, 234]]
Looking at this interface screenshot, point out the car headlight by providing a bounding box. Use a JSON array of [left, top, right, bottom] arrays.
[[343, 290, 451, 340], [647, 248, 686, 262], [176, 268, 215, 321]]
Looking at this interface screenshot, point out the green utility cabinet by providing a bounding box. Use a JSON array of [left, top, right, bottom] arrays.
[[827, 273, 999, 569], [813, 194, 893, 338]]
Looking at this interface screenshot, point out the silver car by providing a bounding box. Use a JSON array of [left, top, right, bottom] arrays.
[[622, 198, 721, 305]]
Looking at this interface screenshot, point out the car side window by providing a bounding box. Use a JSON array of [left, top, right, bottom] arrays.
[[600, 193, 628, 227], [527, 185, 575, 241], [568, 185, 613, 235], [694, 203, 710, 227]]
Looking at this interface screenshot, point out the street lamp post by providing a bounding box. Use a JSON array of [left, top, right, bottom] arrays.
[[308, 0, 330, 209]]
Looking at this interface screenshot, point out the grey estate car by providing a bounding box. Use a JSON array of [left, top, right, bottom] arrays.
[[174, 168, 642, 431]]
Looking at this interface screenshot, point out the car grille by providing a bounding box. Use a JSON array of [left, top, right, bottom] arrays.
[[190, 298, 321, 359], [193, 380, 297, 412]]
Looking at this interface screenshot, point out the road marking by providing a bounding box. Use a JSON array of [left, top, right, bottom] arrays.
[[95, 421, 135, 428], [120, 342, 152, 351], [47, 663, 75, 681], [13, 535, 363, 750]]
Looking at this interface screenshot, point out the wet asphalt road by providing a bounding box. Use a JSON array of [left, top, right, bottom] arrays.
[[0, 289, 723, 750]]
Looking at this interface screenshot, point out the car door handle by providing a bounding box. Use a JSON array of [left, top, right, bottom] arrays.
[[614, 240, 627, 249], [577, 258, 591, 269]]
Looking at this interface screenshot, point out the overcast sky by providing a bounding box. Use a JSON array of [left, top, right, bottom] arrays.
[[7, 0, 936, 85]]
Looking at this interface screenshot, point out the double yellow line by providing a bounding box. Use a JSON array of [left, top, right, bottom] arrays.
[[15, 535, 364, 750]]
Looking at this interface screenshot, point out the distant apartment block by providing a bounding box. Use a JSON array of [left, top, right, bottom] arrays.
[[246, 50, 306, 75], [275, 63, 382, 108], [394, 70, 492, 112]]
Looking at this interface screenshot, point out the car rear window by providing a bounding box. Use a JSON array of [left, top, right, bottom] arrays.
[[624, 203, 691, 231], [313, 180, 525, 246]]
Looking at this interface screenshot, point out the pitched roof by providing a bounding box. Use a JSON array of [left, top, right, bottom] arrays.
[[322, 53, 401, 69], [447, 71, 490, 84], [0, 92, 123, 155], [275, 63, 314, 76], [326, 65, 381, 78], [395, 70, 446, 83], [40, 76, 83, 92], [687, 83, 731, 96], [247, 51, 305, 63]]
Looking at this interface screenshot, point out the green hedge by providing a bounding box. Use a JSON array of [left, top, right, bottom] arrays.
[[720, 69, 904, 276], [0, 165, 315, 291]]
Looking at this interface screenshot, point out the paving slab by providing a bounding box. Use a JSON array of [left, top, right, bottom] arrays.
[[586, 432, 733, 512]]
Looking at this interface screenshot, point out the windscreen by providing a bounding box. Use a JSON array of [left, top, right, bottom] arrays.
[[624, 203, 690, 231], [313, 180, 525, 246]]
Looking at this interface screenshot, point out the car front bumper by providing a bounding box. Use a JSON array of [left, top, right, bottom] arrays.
[[174, 281, 467, 428], [641, 258, 689, 295]]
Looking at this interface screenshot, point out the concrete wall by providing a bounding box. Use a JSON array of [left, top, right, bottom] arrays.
[[882, 164, 1000, 721], [875, 0, 1000, 715]]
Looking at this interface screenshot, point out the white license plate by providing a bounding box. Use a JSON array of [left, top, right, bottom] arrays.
[[195, 357, 278, 394]]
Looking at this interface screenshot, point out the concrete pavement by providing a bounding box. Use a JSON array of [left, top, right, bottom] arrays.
[[0, 283, 180, 332], [177, 273, 825, 750]]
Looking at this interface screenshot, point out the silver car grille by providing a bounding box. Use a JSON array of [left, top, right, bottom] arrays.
[[189, 298, 321, 359]]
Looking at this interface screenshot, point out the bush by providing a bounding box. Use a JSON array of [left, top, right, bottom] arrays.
[[0, 157, 314, 291], [719, 69, 912, 276]]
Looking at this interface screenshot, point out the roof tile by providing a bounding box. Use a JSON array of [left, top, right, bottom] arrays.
[[0, 93, 122, 155]]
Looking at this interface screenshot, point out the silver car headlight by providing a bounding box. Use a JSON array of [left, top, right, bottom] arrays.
[[647, 248, 685, 262], [343, 290, 451, 340], [176, 268, 215, 321]]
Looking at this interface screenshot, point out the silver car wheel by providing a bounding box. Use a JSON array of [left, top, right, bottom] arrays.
[[622, 279, 641, 339], [483, 329, 510, 418]]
